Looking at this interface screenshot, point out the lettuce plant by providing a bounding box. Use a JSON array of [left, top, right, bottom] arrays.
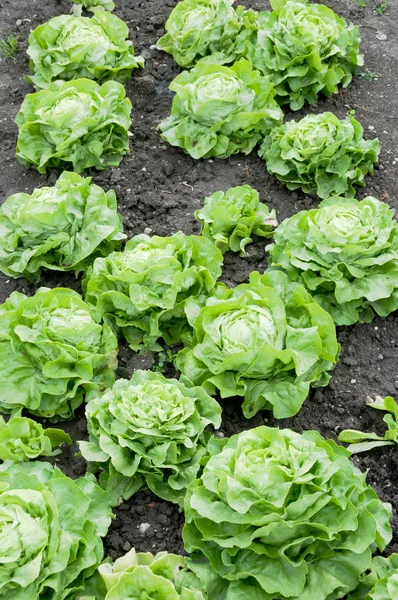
[[349, 554, 398, 600], [16, 78, 131, 173], [156, 0, 248, 67], [260, 112, 380, 198], [195, 185, 277, 254], [27, 13, 144, 90], [183, 426, 392, 600], [0, 287, 118, 420], [83, 233, 223, 352], [79, 370, 221, 506], [0, 172, 125, 281], [0, 460, 112, 599], [0, 415, 71, 461], [245, 0, 363, 110], [72, 0, 115, 14], [176, 270, 339, 419], [159, 59, 283, 160], [267, 196, 398, 325]]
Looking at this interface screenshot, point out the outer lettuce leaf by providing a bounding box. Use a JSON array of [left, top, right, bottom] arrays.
[[83, 232, 223, 352], [348, 554, 398, 599], [27, 13, 144, 90], [267, 196, 398, 325], [159, 59, 283, 160], [245, 1, 363, 110], [16, 78, 132, 173], [183, 427, 392, 600], [0, 460, 113, 600], [0, 287, 118, 420], [79, 370, 221, 506], [195, 185, 277, 254], [0, 171, 125, 280], [0, 415, 71, 461], [176, 270, 339, 419], [260, 112, 380, 199]]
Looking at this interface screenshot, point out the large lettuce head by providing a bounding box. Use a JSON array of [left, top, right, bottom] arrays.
[[183, 426, 392, 600], [176, 270, 339, 419], [156, 0, 248, 67], [0, 171, 125, 280], [0, 415, 71, 461], [16, 78, 131, 173], [83, 232, 223, 352], [0, 287, 118, 420], [195, 185, 277, 254], [267, 196, 398, 325], [247, 0, 363, 109], [260, 112, 380, 199], [348, 554, 398, 599], [0, 460, 112, 599], [79, 370, 221, 506], [27, 13, 144, 89], [159, 59, 283, 160], [72, 0, 115, 14]]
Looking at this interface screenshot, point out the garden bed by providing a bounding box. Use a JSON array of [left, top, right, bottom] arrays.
[[0, 0, 397, 561]]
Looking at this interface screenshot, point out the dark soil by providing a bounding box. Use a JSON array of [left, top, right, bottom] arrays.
[[1, 0, 398, 566]]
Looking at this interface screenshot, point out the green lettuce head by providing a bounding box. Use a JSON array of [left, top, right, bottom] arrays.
[[83, 232, 223, 352], [176, 270, 339, 419], [0, 415, 71, 461], [348, 554, 398, 599], [16, 78, 131, 173], [260, 112, 380, 199], [27, 13, 144, 90], [267, 196, 398, 325], [79, 370, 221, 506], [159, 59, 283, 160], [72, 0, 115, 14], [0, 172, 125, 281], [246, 0, 362, 110], [0, 460, 112, 599], [0, 287, 118, 420], [195, 185, 277, 254], [183, 426, 392, 600], [156, 0, 249, 67]]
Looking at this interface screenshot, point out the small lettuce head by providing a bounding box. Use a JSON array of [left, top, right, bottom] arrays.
[[195, 185, 277, 254], [16, 78, 132, 173], [260, 112, 380, 199], [0, 460, 112, 599], [267, 196, 398, 325], [183, 426, 392, 600], [348, 554, 398, 599], [156, 0, 248, 67], [0, 415, 71, 461], [83, 232, 223, 352], [79, 370, 221, 506], [246, 0, 363, 110], [176, 270, 339, 419], [72, 0, 115, 13], [0, 287, 118, 420], [0, 171, 125, 280], [159, 59, 283, 160], [27, 13, 144, 89]]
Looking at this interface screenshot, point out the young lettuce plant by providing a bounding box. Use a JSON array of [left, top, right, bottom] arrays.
[[0, 287, 118, 420], [79, 370, 221, 506], [16, 78, 131, 173], [183, 426, 392, 600], [348, 554, 398, 600], [83, 232, 223, 352], [0, 171, 125, 281], [195, 185, 277, 254], [72, 0, 115, 14], [260, 112, 380, 198], [267, 196, 398, 325], [176, 269, 339, 419], [339, 396, 398, 453], [159, 59, 283, 160], [27, 12, 144, 89], [0, 461, 112, 599], [156, 0, 252, 67], [245, 0, 363, 110], [0, 415, 71, 461]]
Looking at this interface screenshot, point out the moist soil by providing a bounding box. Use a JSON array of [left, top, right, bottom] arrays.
[[0, 0, 398, 566]]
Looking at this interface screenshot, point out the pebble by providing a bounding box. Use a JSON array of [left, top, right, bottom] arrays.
[[138, 522, 151, 534], [16, 19, 22, 26], [122, 541, 131, 551], [144, 227, 153, 235], [375, 31, 388, 41]]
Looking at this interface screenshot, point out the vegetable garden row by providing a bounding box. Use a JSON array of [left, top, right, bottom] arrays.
[[0, 0, 397, 598]]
